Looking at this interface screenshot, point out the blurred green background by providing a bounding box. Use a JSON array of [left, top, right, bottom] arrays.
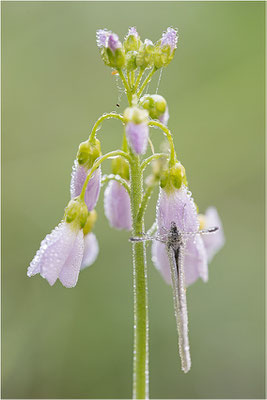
[[2, 1, 265, 399]]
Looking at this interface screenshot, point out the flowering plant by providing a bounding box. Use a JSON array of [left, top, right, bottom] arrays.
[[27, 26, 224, 399]]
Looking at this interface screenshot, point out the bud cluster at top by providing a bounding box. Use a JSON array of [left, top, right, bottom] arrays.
[[96, 26, 178, 71]]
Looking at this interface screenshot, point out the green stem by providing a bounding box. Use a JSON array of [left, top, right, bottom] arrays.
[[89, 113, 124, 141], [133, 69, 144, 93], [141, 153, 168, 172], [80, 150, 131, 200], [148, 120, 176, 166], [130, 154, 149, 399], [101, 173, 130, 195], [118, 69, 132, 105], [131, 71, 135, 88], [136, 185, 155, 226], [137, 67, 157, 98]]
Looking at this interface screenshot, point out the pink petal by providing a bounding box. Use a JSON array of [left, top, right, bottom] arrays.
[[70, 160, 101, 211], [153, 186, 208, 287], [126, 122, 149, 155], [27, 222, 78, 286], [104, 181, 132, 231], [59, 229, 84, 288], [81, 233, 99, 270], [202, 207, 225, 262], [151, 240, 171, 284]]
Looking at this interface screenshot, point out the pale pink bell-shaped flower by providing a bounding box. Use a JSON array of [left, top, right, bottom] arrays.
[[152, 185, 208, 286], [70, 160, 101, 211], [201, 207, 225, 262], [104, 180, 132, 231], [125, 122, 149, 155], [27, 221, 84, 288], [81, 232, 99, 269]]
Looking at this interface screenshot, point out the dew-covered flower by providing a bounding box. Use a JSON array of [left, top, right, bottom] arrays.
[[27, 221, 84, 288], [96, 29, 125, 68], [160, 27, 178, 52], [70, 160, 101, 211], [126, 122, 149, 155], [199, 207, 225, 262], [104, 180, 132, 231], [152, 185, 208, 286], [27, 199, 90, 288], [154, 27, 178, 69], [124, 106, 149, 155], [81, 232, 99, 269]]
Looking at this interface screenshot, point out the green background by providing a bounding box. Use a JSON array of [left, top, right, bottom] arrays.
[[2, 1, 265, 399]]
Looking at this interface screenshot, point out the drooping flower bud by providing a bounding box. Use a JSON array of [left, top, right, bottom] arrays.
[[28, 198, 90, 288], [64, 198, 88, 228], [160, 162, 187, 191], [104, 180, 132, 231], [111, 156, 129, 180], [140, 94, 169, 125], [124, 106, 149, 155], [136, 39, 155, 70], [77, 138, 101, 169], [96, 29, 125, 69], [154, 27, 178, 69], [124, 27, 140, 52], [70, 161, 101, 211], [152, 185, 208, 287]]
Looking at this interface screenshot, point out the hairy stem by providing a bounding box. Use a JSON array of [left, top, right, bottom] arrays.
[[118, 69, 132, 105], [130, 154, 149, 399], [137, 67, 157, 98], [148, 120, 176, 166], [89, 113, 124, 141], [80, 150, 131, 201], [136, 185, 155, 226], [141, 153, 168, 172], [101, 173, 130, 195]]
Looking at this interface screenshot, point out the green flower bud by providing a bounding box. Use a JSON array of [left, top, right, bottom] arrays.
[[111, 156, 130, 180], [77, 139, 101, 169], [125, 51, 137, 72], [65, 198, 88, 229], [140, 95, 167, 120], [124, 27, 141, 52], [124, 106, 149, 124], [160, 162, 187, 191], [154, 44, 174, 69], [136, 39, 155, 70], [83, 209, 97, 235]]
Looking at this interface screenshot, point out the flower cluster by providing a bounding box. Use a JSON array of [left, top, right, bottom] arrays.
[[27, 26, 224, 392]]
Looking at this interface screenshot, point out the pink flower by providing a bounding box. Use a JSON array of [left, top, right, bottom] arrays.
[[104, 180, 132, 231], [125, 122, 149, 155], [152, 185, 208, 286], [27, 221, 84, 288], [70, 160, 101, 211]]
